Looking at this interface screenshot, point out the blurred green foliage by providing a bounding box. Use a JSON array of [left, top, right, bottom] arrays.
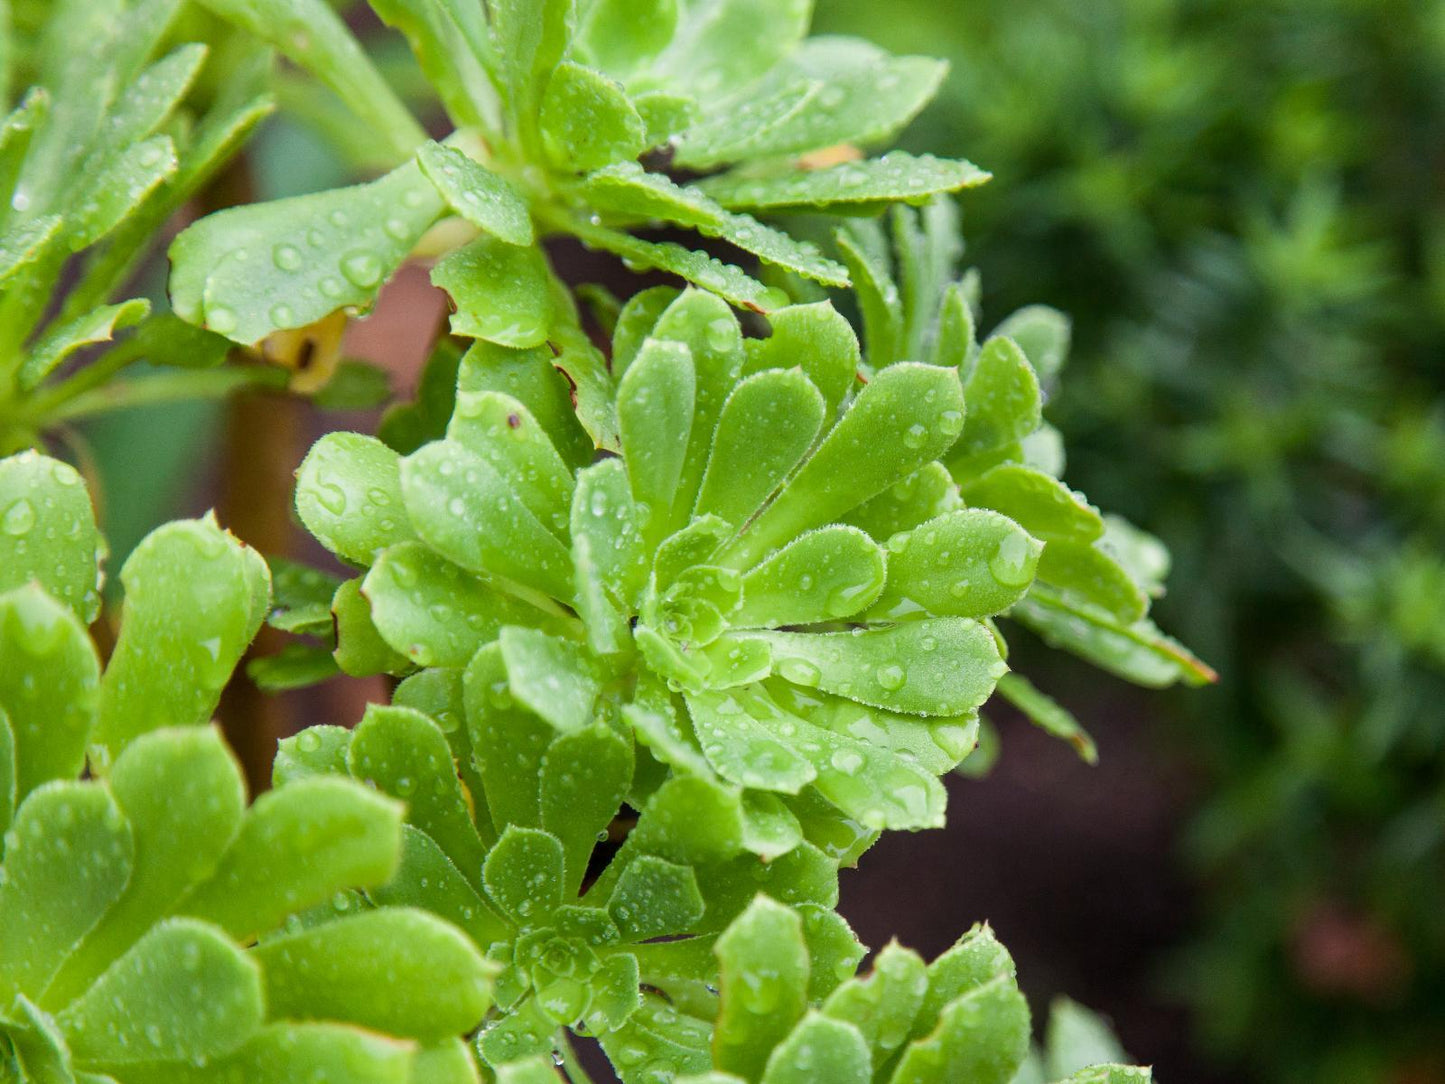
[[813, 0, 1445, 1080]]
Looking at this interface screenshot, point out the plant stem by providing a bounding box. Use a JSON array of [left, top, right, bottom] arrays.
[[45, 365, 289, 423]]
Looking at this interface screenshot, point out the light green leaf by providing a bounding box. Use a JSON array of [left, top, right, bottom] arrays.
[[43, 728, 247, 1008], [993, 306, 1071, 384], [541, 725, 633, 894], [464, 643, 552, 834], [889, 972, 1030, 1084], [192, 0, 423, 160], [18, 298, 150, 390], [687, 689, 817, 794], [648, 0, 810, 99], [742, 301, 859, 415], [93, 517, 268, 764], [0, 585, 99, 802], [273, 725, 353, 786], [400, 440, 574, 600], [349, 705, 489, 890], [700, 152, 989, 212], [364, 543, 544, 669], [483, 826, 564, 927], [618, 338, 696, 541], [295, 432, 418, 566], [576, 0, 677, 79], [736, 526, 886, 627], [675, 40, 945, 169], [746, 618, 1005, 716], [931, 282, 975, 371], [872, 510, 1041, 620], [836, 225, 902, 367], [115, 1023, 413, 1084], [712, 896, 809, 1081], [540, 62, 647, 172], [370, 825, 509, 949], [0, 783, 131, 1005], [103, 43, 207, 148], [740, 792, 803, 862], [1057, 1068, 1153, 1084], [823, 942, 929, 1068], [332, 577, 412, 677], [584, 164, 848, 286], [431, 235, 554, 348], [1045, 998, 1128, 1080], [568, 216, 779, 310], [695, 368, 826, 528], [448, 391, 574, 540], [65, 136, 177, 250], [0, 709, 13, 841], [608, 855, 705, 942], [842, 463, 957, 543], [254, 908, 494, 1041], [1035, 541, 1148, 624], [178, 778, 403, 941], [721, 364, 963, 569], [612, 285, 680, 379], [499, 626, 601, 733], [572, 458, 649, 611], [57, 919, 262, 1065], [762, 1011, 871, 1084], [169, 161, 443, 345], [265, 558, 340, 636], [949, 337, 1041, 469], [0, 213, 60, 284], [962, 466, 1104, 544]]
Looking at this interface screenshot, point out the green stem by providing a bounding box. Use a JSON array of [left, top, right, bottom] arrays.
[[23, 339, 148, 420], [45, 365, 290, 423]]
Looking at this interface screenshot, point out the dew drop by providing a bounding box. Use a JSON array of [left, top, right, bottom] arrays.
[[272, 243, 303, 271], [2, 499, 35, 536], [340, 250, 383, 288], [876, 664, 906, 691]]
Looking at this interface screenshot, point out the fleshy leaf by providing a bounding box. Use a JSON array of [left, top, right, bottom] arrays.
[[760, 1011, 870, 1084], [699, 152, 989, 212], [962, 466, 1104, 544], [871, 510, 1041, 620], [295, 433, 418, 566], [253, 908, 494, 1041], [417, 141, 533, 246], [711, 895, 810, 1081], [431, 235, 554, 348], [483, 826, 565, 927], [0, 452, 103, 622], [735, 526, 886, 628], [742, 302, 859, 415], [539, 62, 648, 172]]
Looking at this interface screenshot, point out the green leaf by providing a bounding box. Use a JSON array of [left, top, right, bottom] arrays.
[[0, 213, 61, 284], [178, 778, 403, 941], [369, 826, 509, 949], [993, 306, 1071, 384], [823, 942, 929, 1068], [699, 153, 990, 212], [888, 972, 1030, 1084], [687, 689, 817, 794], [448, 391, 574, 539], [567, 216, 780, 311], [489, 0, 571, 124], [721, 363, 964, 569], [431, 235, 554, 348], [500, 626, 602, 733], [1011, 590, 1216, 689], [464, 643, 553, 834], [742, 301, 859, 416], [761, 1011, 871, 1084], [102, 43, 207, 148], [842, 463, 957, 543], [364, 543, 545, 669], [93, 517, 269, 764], [265, 558, 340, 636], [273, 725, 353, 786], [114, 1023, 414, 1084], [0, 452, 103, 622], [871, 510, 1041, 620], [349, 705, 490, 889], [483, 826, 564, 927], [962, 466, 1104, 544], [836, 225, 902, 367], [744, 618, 1006, 716], [56, 919, 263, 1066], [575, 0, 677, 79], [608, 855, 705, 942], [735, 526, 886, 627], [64, 136, 177, 250], [0, 783, 131, 1005], [1035, 541, 1148, 624], [950, 337, 1041, 469], [0, 585, 99, 802], [192, 0, 423, 160], [1044, 998, 1128, 1080], [572, 459, 650, 610], [648, 0, 810, 100], [42, 727, 247, 1008], [712, 896, 810, 1081], [0, 709, 14, 841], [583, 164, 849, 286], [417, 141, 533, 246], [253, 908, 494, 1041], [332, 578, 412, 677], [458, 340, 601, 467], [540, 62, 647, 172], [169, 161, 443, 344], [618, 338, 696, 541], [295, 432, 417, 566], [694, 368, 826, 529], [675, 40, 946, 169], [540, 724, 633, 894], [931, 282, 975, 371], [1057, 1068, 1153, 1084]]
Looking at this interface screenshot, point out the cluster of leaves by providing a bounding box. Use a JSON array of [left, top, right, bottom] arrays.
[[167, 0, 990, 350], [0, 452, 496, 1083], [0, 0, 295, 456], [815, 0, 1445, 1080]]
